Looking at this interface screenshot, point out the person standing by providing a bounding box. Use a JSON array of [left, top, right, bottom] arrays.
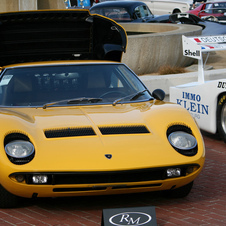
[[193, 0, 207, 8]]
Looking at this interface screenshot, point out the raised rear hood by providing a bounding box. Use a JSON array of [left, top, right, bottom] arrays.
[[0, 10, 127, 66]]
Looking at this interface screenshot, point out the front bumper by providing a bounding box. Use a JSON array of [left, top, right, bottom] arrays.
[[6, 164, 202, 198]]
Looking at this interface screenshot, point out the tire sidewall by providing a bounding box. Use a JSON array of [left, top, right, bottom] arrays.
[[217, 94, 226, 142]]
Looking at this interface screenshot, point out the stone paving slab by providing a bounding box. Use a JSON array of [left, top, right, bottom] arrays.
[[0, 132, 225, 226]]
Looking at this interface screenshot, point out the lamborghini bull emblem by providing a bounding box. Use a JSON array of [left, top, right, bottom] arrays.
[[105, 154, 112, 159]]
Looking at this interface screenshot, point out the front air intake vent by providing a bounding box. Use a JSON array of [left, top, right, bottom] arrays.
[[44, 127, 96, 138], [99, 125, 150, 135]]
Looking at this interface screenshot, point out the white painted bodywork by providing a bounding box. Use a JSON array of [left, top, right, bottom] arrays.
[[170, 35, 226, 134], [100, 0, 192, 15], [139, 0, 192, 15]]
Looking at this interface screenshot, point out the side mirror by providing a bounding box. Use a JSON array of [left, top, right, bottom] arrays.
[[152, 89, 165, 101]]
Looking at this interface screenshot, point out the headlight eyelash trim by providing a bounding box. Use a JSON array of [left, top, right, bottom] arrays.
[[4, 133, 35, 165], [167, 124, 198, 156]]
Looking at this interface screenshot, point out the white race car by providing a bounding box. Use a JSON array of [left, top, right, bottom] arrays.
[[170, 35, 226, 142]]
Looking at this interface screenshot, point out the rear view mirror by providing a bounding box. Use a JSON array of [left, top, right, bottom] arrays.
[[152, 89, 165, 101]]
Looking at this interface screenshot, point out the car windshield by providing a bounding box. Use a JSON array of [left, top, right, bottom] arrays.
[[0, 63, 152, 107]]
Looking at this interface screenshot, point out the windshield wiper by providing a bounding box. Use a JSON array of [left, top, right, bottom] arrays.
[[67, 97, 102, 104], [43, 97, 102, 109], [112, 89, 150, 106]]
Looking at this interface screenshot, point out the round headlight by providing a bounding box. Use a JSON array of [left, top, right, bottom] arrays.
[[5, 140, 34, 158], [168, 131, 197, 150]]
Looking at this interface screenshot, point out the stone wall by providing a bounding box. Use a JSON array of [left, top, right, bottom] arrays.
[[0, 0, 66, 12], [121, 23, 202, 74], [38, 0, 66, 9]]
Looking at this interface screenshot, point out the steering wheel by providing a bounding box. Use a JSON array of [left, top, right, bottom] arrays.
[[99, 91, 127, 98]]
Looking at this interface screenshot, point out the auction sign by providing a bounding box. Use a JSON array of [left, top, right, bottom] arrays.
[[102, 206, 157, 226]]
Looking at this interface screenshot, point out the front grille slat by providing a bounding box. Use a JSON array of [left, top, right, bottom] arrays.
[[44, 125, 150, 138], [51, 169, 165, 184], [44, 127, 96, 138], [99, 125, 150, 135], [22, 166, 194, 185]]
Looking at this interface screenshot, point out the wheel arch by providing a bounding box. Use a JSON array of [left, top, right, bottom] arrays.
[[172, 8, 181, 14], [216, 91, 226, 124], [216, 91, 226, 142]]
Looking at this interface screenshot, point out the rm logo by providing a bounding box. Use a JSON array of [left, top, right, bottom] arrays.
[[102, 206, 157, 226], [109, 212, 151, 225]]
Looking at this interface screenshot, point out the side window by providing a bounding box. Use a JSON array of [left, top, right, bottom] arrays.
[[134, 6, 142, 18], [213, 3, 226, 13], [205, 4, 212, 9], [139, 6, 145, 18], [135, 5, 151, 18], [205, 4, 213, 13], [213, 3, 220, 8], [143, 5, 152, 17]]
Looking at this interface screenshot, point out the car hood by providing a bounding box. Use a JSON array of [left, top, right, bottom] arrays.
[[0, 101, 204, 171], [0, 10, 127, 66]]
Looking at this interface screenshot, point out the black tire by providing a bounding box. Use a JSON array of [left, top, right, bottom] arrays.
[[163, 181, 193, 198], [217, 94, 226, 142], [0, 184, 21, 208]]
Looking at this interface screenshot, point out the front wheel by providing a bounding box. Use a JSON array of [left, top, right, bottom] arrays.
[[217, 94, 226, 142], [0, 185, 21, 208], [163, 181, 193, 198]]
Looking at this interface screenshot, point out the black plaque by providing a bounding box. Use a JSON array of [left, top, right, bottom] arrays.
[[102, 206, 157, 226]]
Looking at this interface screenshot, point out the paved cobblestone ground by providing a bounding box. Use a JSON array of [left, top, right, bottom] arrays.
[[0, 132, 225, 226]]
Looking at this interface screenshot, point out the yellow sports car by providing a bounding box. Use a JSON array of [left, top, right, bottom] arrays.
[[0, 10, 205, 208]]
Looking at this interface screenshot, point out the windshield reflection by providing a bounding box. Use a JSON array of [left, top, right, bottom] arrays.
[[0, 63, 152, 107]]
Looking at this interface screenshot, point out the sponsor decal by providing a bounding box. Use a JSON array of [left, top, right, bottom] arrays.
[[217, 81, 226, 89], [184, 49, 200, 57], [205, 45, 214, 49], [176, 92, 209, 119], [194, 35, 226, 43]]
